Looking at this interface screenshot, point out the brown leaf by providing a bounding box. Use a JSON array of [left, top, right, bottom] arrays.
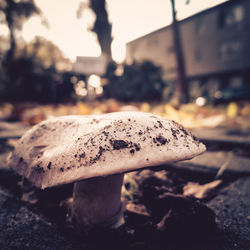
[[183, 179, 223, 199], [126, 203, 150, 217]]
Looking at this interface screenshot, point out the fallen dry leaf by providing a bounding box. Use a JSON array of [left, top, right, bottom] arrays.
[[21, 191, 38, 204], [200, 114, 226, 128], [119, 105, 139, 112], [126, 203, 150, 217], [156, 194, 216, 242], [183, 179, 223, 199]]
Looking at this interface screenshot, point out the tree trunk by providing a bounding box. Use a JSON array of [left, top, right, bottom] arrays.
[[5, 28, 16, 64], [90, 0, 112, 60], [170, 0, 188, 106], [4, 0, 16, 66]]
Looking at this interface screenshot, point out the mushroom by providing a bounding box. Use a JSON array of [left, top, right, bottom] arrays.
[[8, 112, 206, 231]]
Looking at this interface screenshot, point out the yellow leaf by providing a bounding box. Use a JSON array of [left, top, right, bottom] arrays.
[[241, 104, 250, 117], [77, 102, 92, 115], [140, 102, 151, 112], [227, 102, 238, 118]]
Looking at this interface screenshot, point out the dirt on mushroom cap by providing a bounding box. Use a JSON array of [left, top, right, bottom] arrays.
[[8, 112, 206, 189]]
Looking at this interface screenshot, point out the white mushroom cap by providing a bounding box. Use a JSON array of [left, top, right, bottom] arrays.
[[8, 112, 206, 189]]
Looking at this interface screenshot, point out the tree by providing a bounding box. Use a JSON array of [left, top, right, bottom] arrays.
[[0, 0, 40, 64], [103, 61, 167, 102], [23, 36, 72, 72], [170, 0, 189, 106], [2, 36, 74, 103], [77, 0, 112, 59]]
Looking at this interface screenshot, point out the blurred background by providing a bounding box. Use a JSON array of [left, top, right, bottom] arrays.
[[0, 0, 249, 131]]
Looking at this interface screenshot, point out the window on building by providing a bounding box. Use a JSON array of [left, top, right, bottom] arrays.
[[189, 80, 203, 99], [218, 5, 244, 28], [130, 44, 136, 55], [229, 76, 243, 88], [218, 40, 242, 61], [195, 18, 205, 35], [147, 36, 158, 47], [167, 46, 175, 54], [194, 48, 202, 62]]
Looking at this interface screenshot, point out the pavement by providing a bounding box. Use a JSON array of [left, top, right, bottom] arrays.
[[207, 177, 250, 249], [0, 122, 30, 139], [0, 186, 78, 250], [192, 127, 250, 147], [174, 127, 250, 177], [176, 150, 250, 176], [0, 123, 249, 249]]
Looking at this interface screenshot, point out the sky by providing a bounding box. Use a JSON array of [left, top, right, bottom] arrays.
[[1, 0, 229, 62]]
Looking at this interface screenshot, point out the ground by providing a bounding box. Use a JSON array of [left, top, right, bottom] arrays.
[[0, 102, 249, 249]]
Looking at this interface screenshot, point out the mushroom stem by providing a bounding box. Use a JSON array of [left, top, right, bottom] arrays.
[[72, 173, 125, 231]]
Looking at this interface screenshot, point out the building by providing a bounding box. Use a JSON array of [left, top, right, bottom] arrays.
[[126, 0, 250, 100], [74, 55, 108, 76]]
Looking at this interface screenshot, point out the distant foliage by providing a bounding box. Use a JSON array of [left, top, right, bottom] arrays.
[[0, 1, 83, 104], [0, 37, 83, 103], [23, 36, 72, 71], [103, 61, 167, 102], [1, 56, 82, 103], [0, 0, 40, 63], [2, 57, 54, 102]]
